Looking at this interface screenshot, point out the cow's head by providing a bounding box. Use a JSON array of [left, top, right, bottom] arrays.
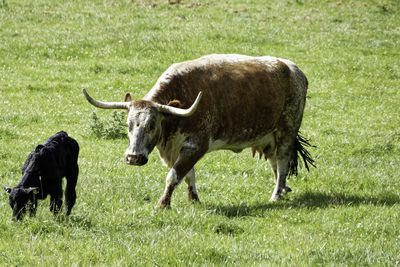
[[3, 186, 39, 221], [82, 89, 202, 166]]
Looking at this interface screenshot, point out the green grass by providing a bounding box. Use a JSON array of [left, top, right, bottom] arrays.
[[1, 0, 400, 265]]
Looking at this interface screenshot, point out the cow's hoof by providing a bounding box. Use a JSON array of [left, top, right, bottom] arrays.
[[282, 186, 292, 194], [188, 198, 201, 205], [269, 194, 281, 202], [155, 199, 170, 210], [155, 204, 171, 210], [188, 193, 200, 204]]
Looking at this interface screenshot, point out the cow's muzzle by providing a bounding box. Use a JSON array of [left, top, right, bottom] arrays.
[[125, 154, 148, 166]]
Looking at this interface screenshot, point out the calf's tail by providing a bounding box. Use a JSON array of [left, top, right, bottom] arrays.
[[289, 132, 316, 177]]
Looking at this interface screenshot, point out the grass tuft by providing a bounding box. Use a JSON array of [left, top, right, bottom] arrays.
[[89, 111, 126, 139]]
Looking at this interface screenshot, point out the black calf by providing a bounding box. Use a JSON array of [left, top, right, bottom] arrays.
[[4, 131, 79, 221]]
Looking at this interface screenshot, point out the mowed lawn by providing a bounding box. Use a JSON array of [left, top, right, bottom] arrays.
[[1, 0, 399, 265]]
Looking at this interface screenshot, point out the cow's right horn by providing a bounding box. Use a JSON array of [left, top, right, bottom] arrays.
[[155, 91, 202, 117], [82, 89, 130, 110]]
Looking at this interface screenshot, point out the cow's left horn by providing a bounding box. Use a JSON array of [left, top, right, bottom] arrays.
[[82, 89, 130, 110], [155, 91, 202, 117]]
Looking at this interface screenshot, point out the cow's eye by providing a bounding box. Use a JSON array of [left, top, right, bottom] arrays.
[[148, 122, 155, 131]]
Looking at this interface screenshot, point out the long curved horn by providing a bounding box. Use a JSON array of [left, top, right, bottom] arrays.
[[82, 89, 130, 110], [155, 91, 203, 117]]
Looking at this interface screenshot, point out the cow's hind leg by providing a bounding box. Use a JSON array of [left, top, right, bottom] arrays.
[[269, 139, 295, 202], [268, 155, 292, 200], [184, 168, 200, 203], [269, 159, 289, 202], [65, 165, 78, 216], [267, 155, 278, 185]]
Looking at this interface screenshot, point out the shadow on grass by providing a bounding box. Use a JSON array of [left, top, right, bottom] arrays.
[[206, 191, 400, 218], [60, 214, 94, 229]]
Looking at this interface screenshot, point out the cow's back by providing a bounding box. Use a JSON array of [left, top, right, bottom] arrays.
[[147, 54, 306, 145]]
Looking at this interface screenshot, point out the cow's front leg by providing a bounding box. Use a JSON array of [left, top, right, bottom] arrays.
[[184, 168, 199, 203], [156, 146, 205, 209], [156, 168, 181, 209]]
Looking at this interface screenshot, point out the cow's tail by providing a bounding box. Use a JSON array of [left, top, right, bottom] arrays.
[[289, 132, 316, 176]]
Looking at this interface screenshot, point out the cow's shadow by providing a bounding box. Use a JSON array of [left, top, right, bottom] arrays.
[[205, 191, 400, 218]]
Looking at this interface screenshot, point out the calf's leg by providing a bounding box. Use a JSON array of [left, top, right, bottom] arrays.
[[65, 165, 78, 216], [28, 198, 38, 217], [50, 193, 63, 214]]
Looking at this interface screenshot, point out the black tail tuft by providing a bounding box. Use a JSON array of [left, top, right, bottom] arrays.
[[289, 132, 316, 176]]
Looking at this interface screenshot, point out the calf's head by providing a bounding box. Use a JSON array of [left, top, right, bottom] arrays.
[[82, 89, 202, 166], [3, 186, 38, 221]]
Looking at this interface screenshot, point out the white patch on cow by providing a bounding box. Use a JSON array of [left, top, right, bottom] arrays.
[[126, 131, 148, 156], [157, 131, 187, 168], [184, 168, 197, 193], [201, 54, 280, 70], [207, 132, 276, 153], [125, 114, 150, 158], [207, 139, 228, 152], [165, 168, 179, 187]]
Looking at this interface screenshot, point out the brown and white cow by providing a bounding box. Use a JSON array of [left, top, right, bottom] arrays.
[[83, 54, 315, 209]]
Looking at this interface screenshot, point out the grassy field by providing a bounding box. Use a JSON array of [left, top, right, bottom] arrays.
[[1, 0, 399, 265]]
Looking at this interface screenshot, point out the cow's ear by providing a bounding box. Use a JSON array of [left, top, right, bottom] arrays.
[[124, 93, 132, 102], [34, 145, 44, 152], [3, 186, 12, 194], [167, 100, 183, 108], [25, 187, 39, 195]]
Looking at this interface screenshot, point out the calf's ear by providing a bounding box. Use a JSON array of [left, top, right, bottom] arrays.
[[35, 145, 44, 152], [3, 186, 12, 194], [24, 187, 39, 195]]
